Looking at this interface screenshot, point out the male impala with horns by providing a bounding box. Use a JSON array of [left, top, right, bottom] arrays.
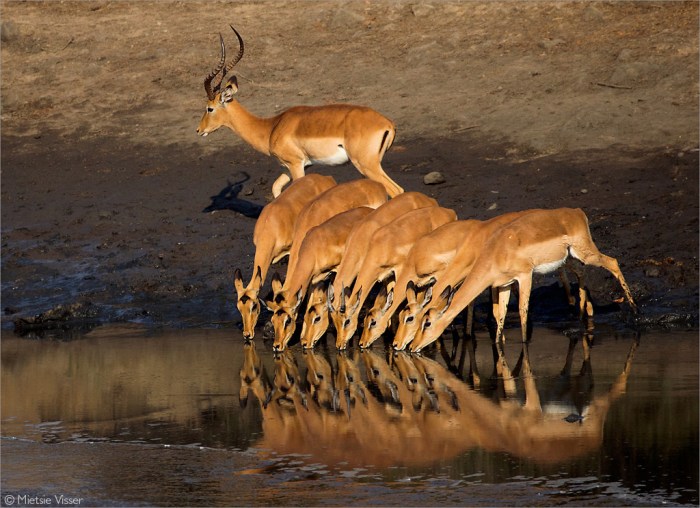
[[197, 26, 403, 198]]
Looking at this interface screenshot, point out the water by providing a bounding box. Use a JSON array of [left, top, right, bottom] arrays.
[[1, 325, 697, 506]]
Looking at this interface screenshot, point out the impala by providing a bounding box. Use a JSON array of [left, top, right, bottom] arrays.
[[302, 191, 438, 346], [197, 26, 404, 198], [390, 211, 536, 351], [410, 208, 638, 352], [234, 174, 336, 339], [391, 210, 595, 351], [332, 206, 458, 350], [269, 206, 374, 351]]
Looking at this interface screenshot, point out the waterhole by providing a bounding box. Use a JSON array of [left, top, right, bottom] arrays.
[[1, 326, 697, 506]]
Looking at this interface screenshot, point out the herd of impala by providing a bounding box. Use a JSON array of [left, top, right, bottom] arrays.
[[198, 27, 638, 353]]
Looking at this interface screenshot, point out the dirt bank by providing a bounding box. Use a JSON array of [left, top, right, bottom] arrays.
[[1, 1, 698, 334]]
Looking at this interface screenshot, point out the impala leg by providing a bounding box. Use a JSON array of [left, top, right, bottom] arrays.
[[272, 160, 306, 198], [362, 165, 403, 197], [601, 255, 637, 313], [521, 344, 542, 413], [464, 302, 475, 338], [558, 268, 576, 306], [271, 173, 291, 198], [573, 244, 638, 314], [564, 260, 594, 319], [517, 276, 533, 343], [492, 341, 516, 397], [466, 334, 481, 388], [492, 286, 511, 344], [351, 155, 403, 198]]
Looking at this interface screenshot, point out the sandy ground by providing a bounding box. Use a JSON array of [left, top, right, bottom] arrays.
[[1, 1, 698, 334]]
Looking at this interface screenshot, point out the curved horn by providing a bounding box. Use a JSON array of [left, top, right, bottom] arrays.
[[224, 25, 245, 74], [204, 33, 226, 101], [213, 25, 245, 94]]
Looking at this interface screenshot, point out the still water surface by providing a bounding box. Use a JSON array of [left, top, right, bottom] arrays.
[[1, 326, 697, 506]]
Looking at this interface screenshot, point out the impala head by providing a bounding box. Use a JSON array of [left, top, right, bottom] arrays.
[[302, 349, 337, 411], [270, 285, 304, 352], [410, 286, 454, 353], [268, 349, 307, 410], [361, 350, 401, 407], [197, 25, 245, 137], [239, 340, 263, 409], [335, 351, 366, 414], [392, 351, 433, 412], [329, 284, 362, 350], [300, 284, 330, 349], [392, 281, 433, 351], [359, 285, 394, 349], [234, 267, 262, 339]]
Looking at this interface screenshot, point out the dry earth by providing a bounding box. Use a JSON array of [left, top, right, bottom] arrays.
[[1, 1, 698, 336]]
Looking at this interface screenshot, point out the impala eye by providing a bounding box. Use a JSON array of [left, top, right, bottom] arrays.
[[369, 319, 376, 328], [406, 315, 414, 323], [313, 315, 321, 324], [207, 107, 214, 113], [343, 319, 351, 328]]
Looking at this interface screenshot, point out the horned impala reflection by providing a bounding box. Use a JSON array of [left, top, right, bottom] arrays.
[[240, 332, 639, 467]]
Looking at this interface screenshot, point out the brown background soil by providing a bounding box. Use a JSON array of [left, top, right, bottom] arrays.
[[1, 1, 698, 333]]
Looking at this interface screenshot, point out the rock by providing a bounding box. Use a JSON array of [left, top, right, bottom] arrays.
[[1, 20, 19, 42], [423, 171, 445, 185], [13, 302, 101, 337], [410, 4, 435, 17]]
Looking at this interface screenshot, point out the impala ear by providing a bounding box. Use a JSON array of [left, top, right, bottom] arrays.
[[234, 268, 245, 295], [435, 285, 454, 316], [271, 272, 283, 294], [419, 284, 434, 310], [253, 266, 262, 287], [327, 282, 336, 312], [292, 288, 304, 313], [405, 280, 417, 302], [350, 288, 363, 313], [220, 77, 238, 102], [379, 285, 394, 312]]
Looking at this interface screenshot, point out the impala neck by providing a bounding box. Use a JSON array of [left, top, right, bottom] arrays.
[[223, 100, 275, 155]]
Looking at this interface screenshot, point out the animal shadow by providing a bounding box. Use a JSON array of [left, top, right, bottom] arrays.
[[203, 172, 264, 219]]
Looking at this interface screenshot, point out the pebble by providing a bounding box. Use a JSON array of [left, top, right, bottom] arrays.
[[1, 20, 19, 42], [644, 266, 661, 278], [423, 171, 445, 185]]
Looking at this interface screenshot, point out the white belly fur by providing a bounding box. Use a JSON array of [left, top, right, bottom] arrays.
[[533, 255, 567, 274], [307, 145, 349, 166]]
